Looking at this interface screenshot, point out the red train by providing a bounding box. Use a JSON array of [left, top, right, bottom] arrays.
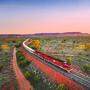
[[34, 50, 72, 72], [23, 39, 72, 72]]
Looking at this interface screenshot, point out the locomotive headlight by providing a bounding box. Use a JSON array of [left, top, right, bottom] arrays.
[[53, 60, 56, 62]]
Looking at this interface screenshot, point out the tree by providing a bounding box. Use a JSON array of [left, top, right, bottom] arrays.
[[32, 40, 41, 50], [66, 56, 73, 65]]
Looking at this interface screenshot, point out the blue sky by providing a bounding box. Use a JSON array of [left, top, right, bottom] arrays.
[[0, 0, 90, 13], [0, 0, 90, 34], [0, 0, 90, 6], [0, 0, 90, 11]]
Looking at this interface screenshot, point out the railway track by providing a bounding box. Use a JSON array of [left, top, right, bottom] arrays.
[[23, 47, 90, 89], [22, 39, 90, 89]]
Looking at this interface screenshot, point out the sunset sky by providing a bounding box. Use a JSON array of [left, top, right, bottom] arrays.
[[0, 0, 90, 34]]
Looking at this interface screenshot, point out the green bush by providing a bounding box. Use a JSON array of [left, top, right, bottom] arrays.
[[0, 64, 3, 72], [24, 71, 31, 79], [82, 64, 90, 73], [17, 51, 30, 68], [56, 84, 67, 90], [0, 77, 3, 88]]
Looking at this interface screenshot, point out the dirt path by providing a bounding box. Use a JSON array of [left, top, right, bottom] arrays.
[[12, 47, 33, 90]]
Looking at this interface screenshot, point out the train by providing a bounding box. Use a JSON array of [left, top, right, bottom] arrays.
[[23, 39, 72, 72]]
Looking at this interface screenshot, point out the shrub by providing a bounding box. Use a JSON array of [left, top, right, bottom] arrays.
[[56, 84, 68, 90], [82, 64, 90, 73], [24, 71, 31, 79], [0, 64, 3, 72]]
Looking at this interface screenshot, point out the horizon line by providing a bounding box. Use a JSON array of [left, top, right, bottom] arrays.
[[0, 32, 90, 35]]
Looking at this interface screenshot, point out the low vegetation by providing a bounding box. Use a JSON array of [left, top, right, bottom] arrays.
[[82, 64, 90, 74], [35, 36, 90, 75], [0, 49, 18, 89], [16, 50, 68, 90]]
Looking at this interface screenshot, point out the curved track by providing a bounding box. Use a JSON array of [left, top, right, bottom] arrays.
[[23, 39, 90, 89]]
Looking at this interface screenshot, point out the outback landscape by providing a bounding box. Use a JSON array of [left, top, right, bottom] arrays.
[[0, 0, 90, 90], [0, 32, 90, 90]]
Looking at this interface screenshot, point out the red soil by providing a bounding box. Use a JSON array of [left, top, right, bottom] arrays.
[[20, 47, 84, 90], [12, 48, 33, 90]]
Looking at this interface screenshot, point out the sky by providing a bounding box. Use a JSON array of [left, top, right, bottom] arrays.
[[0, 0, 90, 34]]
